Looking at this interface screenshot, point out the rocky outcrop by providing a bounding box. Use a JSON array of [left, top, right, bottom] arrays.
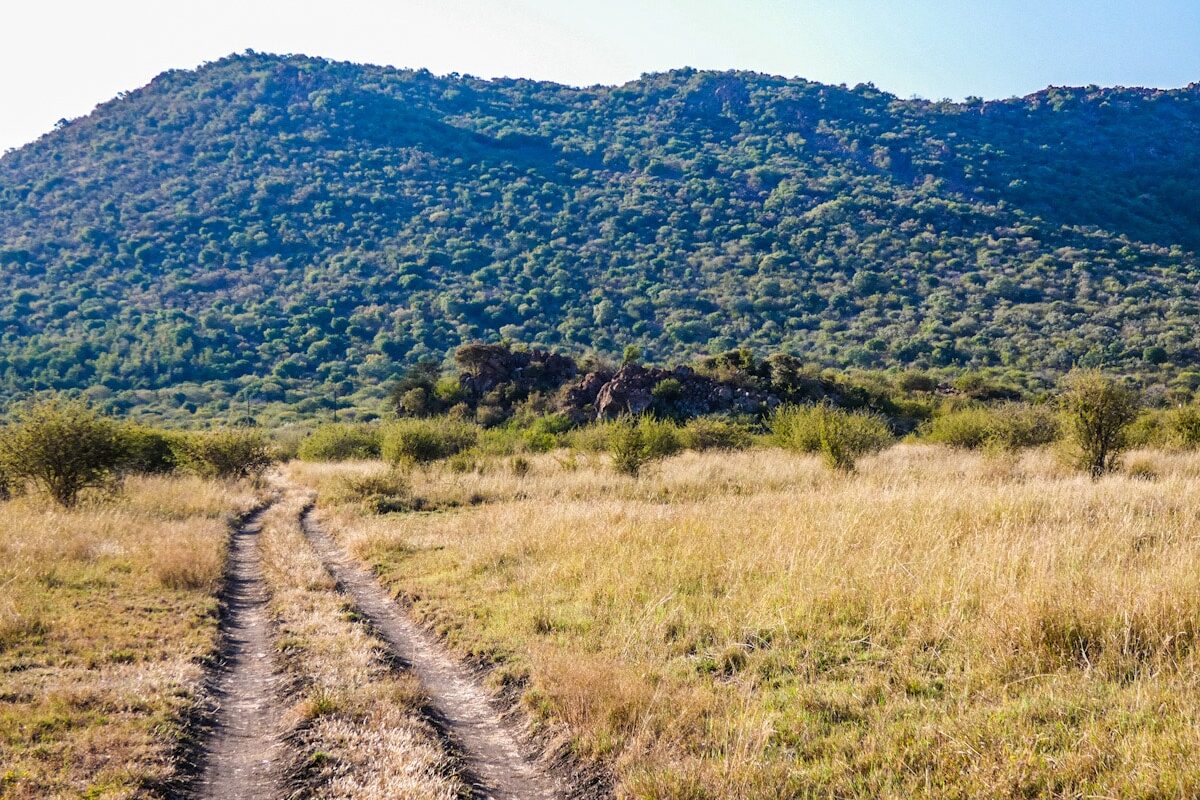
[[454, 343, 578, 398], [562, 363, 778, 421]]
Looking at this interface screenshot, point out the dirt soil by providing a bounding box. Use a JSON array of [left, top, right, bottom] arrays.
[[191, 503, 287, 800], [299, 505, 566, 800]]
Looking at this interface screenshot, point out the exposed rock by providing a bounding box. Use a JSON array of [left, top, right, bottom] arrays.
[[567, 363, 779, 421], [455, 343, 577, 398]]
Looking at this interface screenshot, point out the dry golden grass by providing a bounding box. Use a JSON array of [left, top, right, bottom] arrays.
[[289, 446, 1200, 799], [257, 487, 466, 800], [0, 475, 257, 799]]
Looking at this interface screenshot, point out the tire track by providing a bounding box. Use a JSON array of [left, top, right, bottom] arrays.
[[192, 501, 287, 800], [298, 504, 564, 800]]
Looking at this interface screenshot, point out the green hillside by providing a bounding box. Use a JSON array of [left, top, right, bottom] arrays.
[[2, 52, 1199, 416]]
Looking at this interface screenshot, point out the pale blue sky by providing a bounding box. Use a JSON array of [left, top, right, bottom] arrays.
[[2, 0, 1199, 152]]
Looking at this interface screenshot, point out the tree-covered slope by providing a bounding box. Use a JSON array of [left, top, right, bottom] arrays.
[[1, 52, 1199, 408]]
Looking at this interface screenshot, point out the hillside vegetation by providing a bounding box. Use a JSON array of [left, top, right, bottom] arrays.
[[2, 52, 1200, 415]]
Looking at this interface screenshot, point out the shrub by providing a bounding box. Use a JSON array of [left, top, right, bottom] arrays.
[[297, 424, 381, 462], [817, 405, 893, 471], [328, 469, 417, 513], [0, 397, 126, 507], [639, 417, 684, 460], [651, 378, 683, 404], [1058, 370, 1140, 478], [927, 403, 1058, 451], [610, 418, 650, 477], [381, 418, 478, 466], [609, 416, 683, 477], [521, 413, 573, 453], [568, 423, 615, 453], [173, 429, 276, 480], [772, 403, 892, 471], [768, 405, 824, 453], [117, 424, 181, 474], [1164, 405, 1200, 449], [682, 417, 753, 451], [1125, 459, 1158, 481], [510, 456, 531, 478]]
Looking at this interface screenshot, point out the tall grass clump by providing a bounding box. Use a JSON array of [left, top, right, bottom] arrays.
[[173, 429, 276, 480], [771, 403, 893, 470], [0, 397, 125, 507], [381, 417, 479, 466], [1058, 370, 1140, 477], [926, 402, 1059, 451], [297, 423, 381, 462], [609, 416, 683, 477]]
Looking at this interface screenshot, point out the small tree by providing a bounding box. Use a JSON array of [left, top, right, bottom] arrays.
[[1059, 370, 1140, 477], [609, 417, 649, 477], [608, 416, 681, 477], [622, 344, 643, 366], [0, 398, 125, 507]]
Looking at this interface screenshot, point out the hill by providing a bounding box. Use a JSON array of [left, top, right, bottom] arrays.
[[2, 52, 1199, 416]]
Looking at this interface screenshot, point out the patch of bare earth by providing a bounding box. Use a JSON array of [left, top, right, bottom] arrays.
[[192, 502, 287, 800]]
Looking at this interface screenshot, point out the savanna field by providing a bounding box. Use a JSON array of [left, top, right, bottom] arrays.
[[3, 375, 1200, 799]]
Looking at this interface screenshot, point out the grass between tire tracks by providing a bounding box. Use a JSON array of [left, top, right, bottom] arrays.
[[256, 487, 468, 800], [288, 446, 1200, 799]]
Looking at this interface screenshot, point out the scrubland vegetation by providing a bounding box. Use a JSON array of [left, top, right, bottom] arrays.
[[5, 358, 1200, 797]]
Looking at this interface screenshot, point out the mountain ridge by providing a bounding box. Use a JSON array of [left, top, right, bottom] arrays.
[[2, 51, 1199, 415]]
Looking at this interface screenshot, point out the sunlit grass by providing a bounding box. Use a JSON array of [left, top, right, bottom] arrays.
[[0, 476, 257, 799], [289, 445, 1200, 799]]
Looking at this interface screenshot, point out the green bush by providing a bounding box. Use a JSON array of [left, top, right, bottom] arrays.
[[772, 403, 892, 471], [381, 417, 479, 466], [116, 424, 181, 474], [173, 429, 276, 480], [682, 416, 753, 451], [521, 413, 573, 453], [297, 423, 381, 462], [926, 403, 1059, 450], [568, 422, 616, 454], [1164, 405, 1200, 449], [768, 405, 825, 453], [1058, 370, 1140, 477], [0, 397, 126, 507], [608, 416, 683, 477]]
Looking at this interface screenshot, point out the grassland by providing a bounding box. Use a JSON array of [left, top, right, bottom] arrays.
[[289, 446, 1200, 799], [0, 476, 258, 800]]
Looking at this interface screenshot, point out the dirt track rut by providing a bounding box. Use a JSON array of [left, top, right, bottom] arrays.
[[299, 504, 563, 800], [192, 503, 286, 800]]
